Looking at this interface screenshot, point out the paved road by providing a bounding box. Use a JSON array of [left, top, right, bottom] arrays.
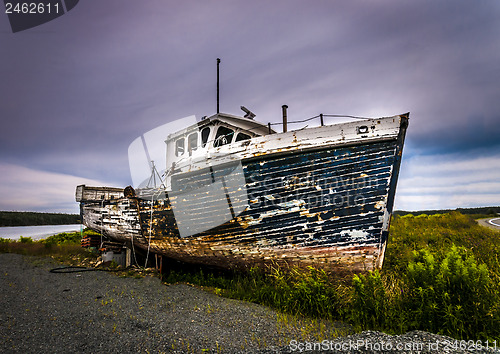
[[477, 217, 500, 231]]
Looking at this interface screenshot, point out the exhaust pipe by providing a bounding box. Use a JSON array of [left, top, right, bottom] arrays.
[[282, 105, 288, 133]]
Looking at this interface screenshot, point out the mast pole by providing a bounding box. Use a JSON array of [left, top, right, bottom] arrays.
[[217, 58, 221, 114]]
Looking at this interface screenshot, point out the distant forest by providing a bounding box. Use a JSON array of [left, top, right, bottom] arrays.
[[0, 211, 81, 227], [1, 207, 497, 227], [394, 206, 500, 217]]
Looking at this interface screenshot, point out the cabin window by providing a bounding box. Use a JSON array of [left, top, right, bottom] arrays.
[[175, 138, 185, 156], [214, 126, 234, 147], [188, 132, 198, 154], [235, 132, 251, 142], [201, 127, 210, 148]]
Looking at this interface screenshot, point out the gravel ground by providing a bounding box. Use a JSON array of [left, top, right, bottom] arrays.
[[1, 253, 499, 353], [276, 330, 500, 354]]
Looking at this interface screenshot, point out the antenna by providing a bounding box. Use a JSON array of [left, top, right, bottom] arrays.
[[217, 58, 221, 114]]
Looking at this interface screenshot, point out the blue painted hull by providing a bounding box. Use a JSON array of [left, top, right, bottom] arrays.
[[134, 140, 403, 271], [78, 115, 408, 271]]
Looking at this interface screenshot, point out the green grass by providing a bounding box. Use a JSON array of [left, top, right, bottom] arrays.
[[3, 211, 500, 340], [163, 212, 500, 341], [385, 212, 500, 274], [0, 230, 98, 264], [0, 229, 160, 277]]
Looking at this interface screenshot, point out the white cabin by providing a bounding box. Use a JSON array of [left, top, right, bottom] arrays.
[[165, 112, 275, 171]]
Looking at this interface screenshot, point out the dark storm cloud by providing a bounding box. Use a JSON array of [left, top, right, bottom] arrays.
[[0, 0, 499, 211]]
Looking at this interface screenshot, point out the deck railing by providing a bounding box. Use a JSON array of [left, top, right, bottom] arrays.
[[267, 114, 370, 134]]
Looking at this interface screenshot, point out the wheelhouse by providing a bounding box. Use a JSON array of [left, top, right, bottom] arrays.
[[165, 112, 274, 168]]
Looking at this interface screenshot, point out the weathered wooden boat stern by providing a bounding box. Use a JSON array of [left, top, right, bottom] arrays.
[[76, 113, 408, 272], [76, 186, 144, 245]]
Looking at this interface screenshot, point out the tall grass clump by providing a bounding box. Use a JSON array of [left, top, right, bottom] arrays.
[[254, 265, 343, 319], [401, 246, 498, 339], [350, 270, 390, 331]]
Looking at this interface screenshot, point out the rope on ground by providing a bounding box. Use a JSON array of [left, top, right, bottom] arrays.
[[49, 266, 125, 273]]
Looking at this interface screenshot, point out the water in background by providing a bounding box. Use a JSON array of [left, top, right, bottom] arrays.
[[0, 224, 83, 241]]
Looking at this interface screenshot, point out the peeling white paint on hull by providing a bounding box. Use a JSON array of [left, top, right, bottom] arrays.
[[76, 113, 409, 272]]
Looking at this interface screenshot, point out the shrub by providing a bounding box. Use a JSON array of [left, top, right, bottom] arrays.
[[385, 212, 500, 273], [42, 232, 81, 246], [403, 245, 498, 339]]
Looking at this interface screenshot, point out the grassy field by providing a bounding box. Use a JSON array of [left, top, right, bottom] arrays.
[[0, 231, 91, 263], [1, 212, 500, 340], [163, 212, 500, 341]]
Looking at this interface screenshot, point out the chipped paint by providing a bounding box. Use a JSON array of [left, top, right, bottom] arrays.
[[76, 113, 409, 272], [340, 229, 370, 239]]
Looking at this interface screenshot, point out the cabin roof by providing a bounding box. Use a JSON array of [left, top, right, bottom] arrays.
[[166, 112, 275, 142]]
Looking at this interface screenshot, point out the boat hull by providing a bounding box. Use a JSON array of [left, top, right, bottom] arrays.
[[77, 114, 408, 272]]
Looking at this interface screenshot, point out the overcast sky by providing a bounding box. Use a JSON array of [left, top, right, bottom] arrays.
[[1, 0, 499, 213]]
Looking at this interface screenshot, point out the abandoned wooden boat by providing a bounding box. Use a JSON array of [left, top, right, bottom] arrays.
[[76, 108, 409, 272]]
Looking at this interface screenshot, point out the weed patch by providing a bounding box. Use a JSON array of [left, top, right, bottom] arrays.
[[0, 230, 93, 262], [162, 212, 500, 340], [3, 212, 500, 340]]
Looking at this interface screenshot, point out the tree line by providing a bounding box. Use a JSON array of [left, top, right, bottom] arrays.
[[0, 211, 81, 227], [394, 206, 500, 217]]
